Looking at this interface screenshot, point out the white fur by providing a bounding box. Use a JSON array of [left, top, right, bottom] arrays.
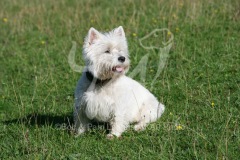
[[74, 26, 165, 138]]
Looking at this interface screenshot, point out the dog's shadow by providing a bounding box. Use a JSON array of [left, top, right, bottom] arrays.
[[3, 113, 109, 134], [4, 113, 72, 129]]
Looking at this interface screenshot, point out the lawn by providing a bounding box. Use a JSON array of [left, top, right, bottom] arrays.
[[0, 0, 239, 159]]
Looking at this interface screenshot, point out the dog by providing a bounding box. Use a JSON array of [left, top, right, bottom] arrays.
[[74, 26, 165, 139]]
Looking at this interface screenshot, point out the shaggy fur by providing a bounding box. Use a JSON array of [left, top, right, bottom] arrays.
[[74, 26, 165, 138]]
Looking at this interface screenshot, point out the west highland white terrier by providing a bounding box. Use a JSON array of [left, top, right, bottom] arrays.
[[74, 26, 165, 139]]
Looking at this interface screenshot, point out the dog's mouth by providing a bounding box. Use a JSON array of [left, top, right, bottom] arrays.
[[112, 66, 125, 73]]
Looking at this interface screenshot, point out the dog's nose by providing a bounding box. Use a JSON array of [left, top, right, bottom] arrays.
[[118, 56, 125, 63]]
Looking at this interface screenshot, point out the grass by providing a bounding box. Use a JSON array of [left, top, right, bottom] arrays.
[[0, 0, 240, 159]]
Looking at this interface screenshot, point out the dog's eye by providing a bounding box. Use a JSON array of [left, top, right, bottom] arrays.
[[105, 50, 110, 53]]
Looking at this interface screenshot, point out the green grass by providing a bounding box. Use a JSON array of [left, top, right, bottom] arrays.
[[0, 0, 240, 159]]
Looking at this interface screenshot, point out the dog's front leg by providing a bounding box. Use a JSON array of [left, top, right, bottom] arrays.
[[74, 106, 91, 136], [107, 116, 128, 139]]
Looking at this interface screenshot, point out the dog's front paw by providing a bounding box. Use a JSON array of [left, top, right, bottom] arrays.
[[106, 134, 115, 140], [74, 127, 86, 137], [74, 131, 84, 138], [106, 134, 122, 140]]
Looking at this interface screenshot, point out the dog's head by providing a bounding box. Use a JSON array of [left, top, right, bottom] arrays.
[[83, 26, 130, 80]]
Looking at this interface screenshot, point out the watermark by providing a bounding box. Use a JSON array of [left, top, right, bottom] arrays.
[[68, 41, 85, 73], [68, 28, 173, 87], [130, 28, 173, 89], [55, 123, 110, 131], [54, 122, 184, 132], [55, 123, 73, 131]]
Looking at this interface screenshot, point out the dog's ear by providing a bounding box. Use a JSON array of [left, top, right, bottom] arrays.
[[88, 27, 100, 45], [114, 26, 125, 37]]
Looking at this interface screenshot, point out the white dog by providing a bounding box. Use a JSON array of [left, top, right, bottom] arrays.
[[74, 26, 165, 138]]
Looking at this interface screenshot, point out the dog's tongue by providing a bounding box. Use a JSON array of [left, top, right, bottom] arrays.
[[116, 66, 124, 72]]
